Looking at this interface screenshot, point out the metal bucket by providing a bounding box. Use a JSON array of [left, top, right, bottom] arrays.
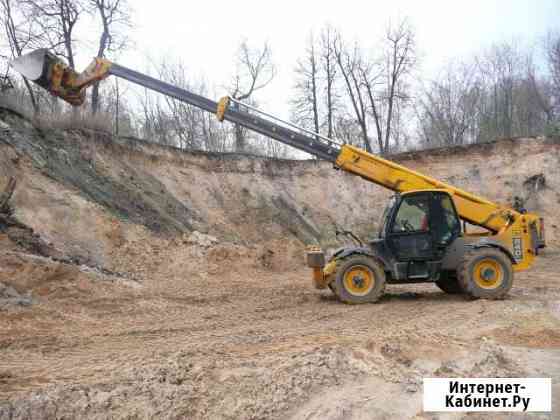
[[10, 49, 89, 105], [10, 49, 67, 90]]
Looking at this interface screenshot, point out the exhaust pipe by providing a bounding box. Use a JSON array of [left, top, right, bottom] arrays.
[[10, 49, 112, 106]]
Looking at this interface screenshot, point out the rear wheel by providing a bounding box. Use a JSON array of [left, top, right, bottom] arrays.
[[435, 275, 463, 294], [457, 248, 513, 299], [331, 255, 386, 304]]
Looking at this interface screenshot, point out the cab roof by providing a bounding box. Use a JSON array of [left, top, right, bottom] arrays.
[[400, 188, 453, 196]]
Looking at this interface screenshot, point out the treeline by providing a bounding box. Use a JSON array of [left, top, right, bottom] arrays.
[[290, 23, 560, 153], [416, 39, 560, 148], [1, 1, 559, 157]]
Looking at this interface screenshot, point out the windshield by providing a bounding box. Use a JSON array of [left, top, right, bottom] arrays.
[[378, 196, 397, 238], [392, 195, 430, 233]]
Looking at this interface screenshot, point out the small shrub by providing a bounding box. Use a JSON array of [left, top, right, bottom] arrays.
[[34, 110, 115, 134]]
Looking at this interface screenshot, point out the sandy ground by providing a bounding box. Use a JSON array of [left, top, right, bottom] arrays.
[[1, 243, 559, 419]]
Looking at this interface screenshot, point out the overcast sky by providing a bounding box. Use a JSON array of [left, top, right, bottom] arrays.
[[86, 0, 559, 118]]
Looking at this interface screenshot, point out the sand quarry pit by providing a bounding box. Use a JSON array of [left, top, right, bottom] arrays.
[[0, 107, 559, 419]]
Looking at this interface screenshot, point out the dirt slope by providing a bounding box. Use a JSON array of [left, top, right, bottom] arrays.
[[1, 107, 558, 266], [0, 107, 559, 419]]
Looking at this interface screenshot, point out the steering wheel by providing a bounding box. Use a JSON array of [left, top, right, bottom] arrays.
[[402, 220, 415, 232]]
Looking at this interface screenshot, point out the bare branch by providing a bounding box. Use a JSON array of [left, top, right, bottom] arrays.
[[229, 40, 276, 151]]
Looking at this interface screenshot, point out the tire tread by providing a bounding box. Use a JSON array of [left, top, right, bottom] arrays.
[[457, 247, 513, 300], [331, 254, 386, 304]]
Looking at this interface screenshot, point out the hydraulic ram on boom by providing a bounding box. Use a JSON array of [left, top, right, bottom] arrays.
[[11, 49, 546, 304]]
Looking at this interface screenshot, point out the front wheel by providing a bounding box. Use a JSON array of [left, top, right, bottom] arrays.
[[331, 255, 386, 304], [457, 248, 513, 299]]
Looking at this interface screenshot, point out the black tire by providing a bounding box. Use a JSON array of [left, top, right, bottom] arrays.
[[331, 254, 386, 304], [457, 248, 513, 299], [435, 276, 463, 294]]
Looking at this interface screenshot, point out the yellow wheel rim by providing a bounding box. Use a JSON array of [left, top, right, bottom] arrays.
[[343, 265, 375, 296], [473, 258, 504, 289]]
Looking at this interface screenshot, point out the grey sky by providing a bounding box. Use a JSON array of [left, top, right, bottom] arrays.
[[85, 0, 559, 118]]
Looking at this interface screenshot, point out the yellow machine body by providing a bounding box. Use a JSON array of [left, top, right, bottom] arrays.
[[333, 144, 540, 272], [306, 144, 542, 291]]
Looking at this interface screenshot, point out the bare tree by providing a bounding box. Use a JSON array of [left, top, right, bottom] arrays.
[[138, 86, 175, 146], [333, 114, 363, 146], [357, 19, 416, 154], [136, 60, 192, 148], [416, 60, 482, 147], [545, 32, 560, 123], [331, 20, 416, 154], [320, 24, 339, 138], [547, 32, 560, 94], [136, 57, 230, 152], [379, 19, 416, 152], [524, 59, 553, 133], [418, 40, 555, 147], [290, 32, 320, 135], [23, 0, 83, 68], [0, 0, 41, 112], [90, 75, 136, 136], [357, 57, 384, 151], [472, 40, 556, 140], [21, 0, 85, 118], [229, 40, 275, 152], [290, 25, 343, 147], [87, 0, 131, 114], [158, 58, 206, 149], [334, 36, 371, 151], [476, 41, 528, 139]]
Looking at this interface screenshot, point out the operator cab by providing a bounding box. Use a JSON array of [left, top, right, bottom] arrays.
[[375, 190, 462, 282]]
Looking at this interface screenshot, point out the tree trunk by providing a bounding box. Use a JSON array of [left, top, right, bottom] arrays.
[[310, 50, 319, 136], [92, 13, 110, 114], [234, 123, 245, 152], [91, 82, 101, 114]]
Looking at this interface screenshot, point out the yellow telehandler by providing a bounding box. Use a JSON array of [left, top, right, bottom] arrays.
[[11, 49, 546, 303]]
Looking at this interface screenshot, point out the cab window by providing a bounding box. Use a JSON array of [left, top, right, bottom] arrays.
[[392, 195, 430, 233], [432, 193, 461, 244], [378, 196, 396, 238]]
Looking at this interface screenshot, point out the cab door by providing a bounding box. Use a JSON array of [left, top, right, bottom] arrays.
[[386, 193, 434, 262], [430, 191, 462, 258]]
